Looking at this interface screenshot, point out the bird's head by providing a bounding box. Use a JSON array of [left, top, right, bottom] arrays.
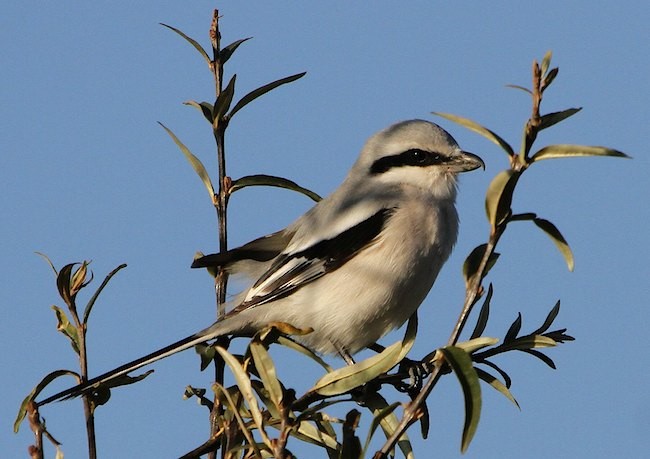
[[352, 119, 484, 199]]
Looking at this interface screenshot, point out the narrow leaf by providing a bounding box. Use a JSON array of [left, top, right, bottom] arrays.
[[35, 252, 58, 276], [159, 122, 215, 200], [433, 112, 515, 157], [15, 370, 79, 432], [504, 313, 522, 343], [294, 420, 340, 451], [531, 144, 630, 162], [214, 347, 267, 438], [311, 315, 416, 396], [213, 74, 237, 122], [511, 335, 558, 349], [480, 359, 512, 388], [541, 51, 553, 76], [539, 108, 582, 130], [220, 37, 252, 64], [475, 367, 520, 409], [229, 72, 306, 118], [249, 340, 283, 410], [505, 84, 532, 95], [160, 23, 210, 65], [521, 349, 557, 369], [533, 218, 574, 271], [83, 263, 127, 325], [533, 301, 561, 335], [276, 336, 333, 372], [56, 263, 76, 306], [441, 346, 482, 453], [470, 283, 493, 339], [231, 174, 321, 202], [363, 391, 414, 459], [51, 306, 80, 355], [455, 337, 499, 354], [362, 401, 401, 457], [485, 170, 518, 226], [543, 67, 559, 89], [183, 100, 214, 124]]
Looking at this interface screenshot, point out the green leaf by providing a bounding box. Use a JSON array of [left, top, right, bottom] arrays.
[[539, 108, 582, 130], [35, 252, 58, 275], [213, 74, 237, 123], [543, 67, 559, 89], [504, 313, 522, 342], [362, 401, 401, 457], [456, 337, 499, 354], [485, 170, 519, 227], [521, 349, 557, 369], [311, 315, 417, 396], [480, 360, 512, 388], [249, 340, 283, 410], [220, 37, 252, 64], [475, 367, 520, 409], [276, 336, 333, 372], [230, 174, 321, 202], [505, 84, 532, 95], [229, 72, 306, 118], [159, 122, 215, 200], [532, 301, 561, 335], [183, 100, 214, 124], [512, 335, 557, 349], [540, 50, 552, 76], [214, 347, 265, 433], [160, 23, 210, 65], [462, 246, 500, 287], [56, 263, 76, 307], [15, 369, 79, 432], [51, 306, 80, 355], [440, 346, 481, 453], [363, 391, 414, 459], [294, 420, 340, 451], [470, 284, 493, 339], [83, 263, 127, 325], [533, 218, 574, 271], [531, 144, 630, 162], [433, 112, 515, 157]]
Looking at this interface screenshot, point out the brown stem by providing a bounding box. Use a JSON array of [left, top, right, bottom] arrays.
[[208, 10, 232, 459]]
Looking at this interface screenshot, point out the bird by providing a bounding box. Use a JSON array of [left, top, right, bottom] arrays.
[[37, 119, 484, 406]]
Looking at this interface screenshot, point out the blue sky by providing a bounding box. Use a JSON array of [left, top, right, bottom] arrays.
[[2, 2, 648, 457]]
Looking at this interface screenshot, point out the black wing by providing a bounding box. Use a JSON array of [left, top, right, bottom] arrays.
[[231, 208, 395, 313]]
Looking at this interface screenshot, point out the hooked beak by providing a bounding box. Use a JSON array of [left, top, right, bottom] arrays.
[[448, 150, 485, 173]]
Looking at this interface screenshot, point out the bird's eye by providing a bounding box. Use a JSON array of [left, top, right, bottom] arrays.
[[408, 149, 428, 163]]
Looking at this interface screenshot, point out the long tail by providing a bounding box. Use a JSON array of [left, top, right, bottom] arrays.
[[37, 326, 222, 406]]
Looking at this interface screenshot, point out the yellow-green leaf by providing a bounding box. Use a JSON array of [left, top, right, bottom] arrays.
[[159, 122, 215, 200], [440, 346, 481, 454], [455, 337, 499, 354], [531, 144, 630, 162], [160, 23, 210, 65], [229, 72, 306, 118], [15, 369, 79, 432], [433, 112, 515, 157], [533, 218, 574, 271], [311, 315, 417, 396], [475, 367, 520, 409], [363, 391, 414, 459], [214, 347, 265, 433], [485, 170, 518, 226], [220, 37, 252, 64], [231, 174, 321, 202], [539, 108, 582, 130], [51, 306, 80, 355], [213, 74, 237, 123], [250, 340, 283, 410]]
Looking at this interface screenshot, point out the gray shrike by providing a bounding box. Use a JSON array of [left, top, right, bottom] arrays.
[[38, 119, 484, 405]]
